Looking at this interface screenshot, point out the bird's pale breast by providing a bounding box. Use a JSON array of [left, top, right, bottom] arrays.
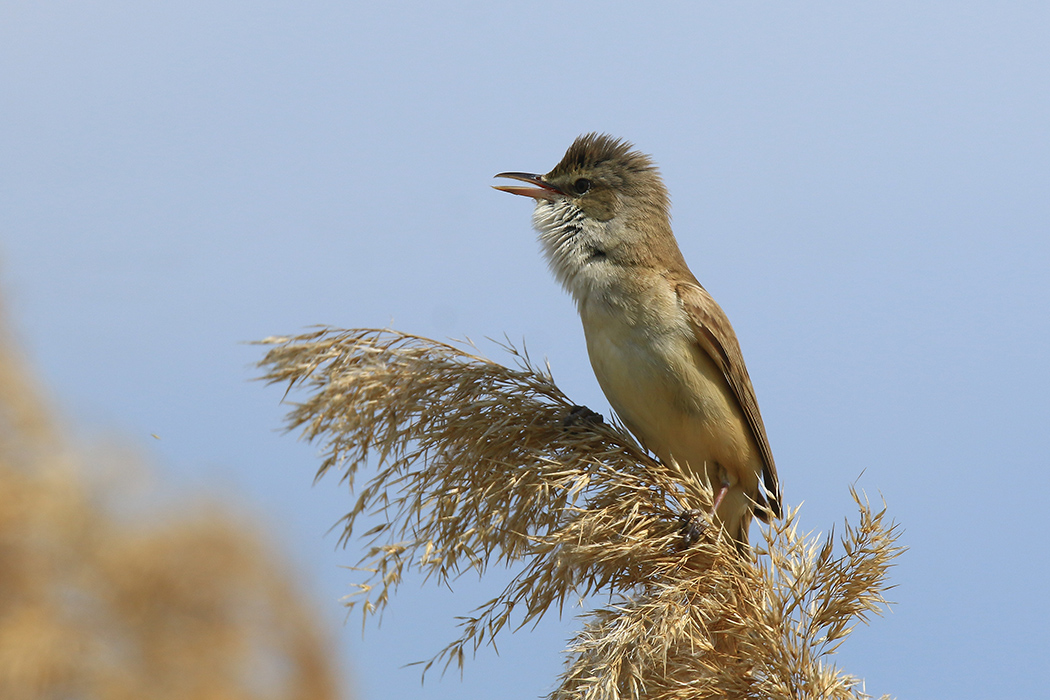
[[579, 292, 760, 496]]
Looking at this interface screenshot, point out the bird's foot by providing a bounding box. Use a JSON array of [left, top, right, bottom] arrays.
[[677, 509, 709, 549], [562, 404, 605, 429]]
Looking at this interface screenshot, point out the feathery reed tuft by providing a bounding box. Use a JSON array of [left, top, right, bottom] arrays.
[[258, 328, 903, 700]]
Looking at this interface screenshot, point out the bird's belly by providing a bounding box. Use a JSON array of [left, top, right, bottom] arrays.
[[582, 311, 756, 490]]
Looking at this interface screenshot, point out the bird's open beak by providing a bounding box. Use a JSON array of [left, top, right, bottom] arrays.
[[493, 172, 564, 200]]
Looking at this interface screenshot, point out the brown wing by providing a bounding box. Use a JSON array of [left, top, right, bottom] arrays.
[[675, 281, 781, 519]]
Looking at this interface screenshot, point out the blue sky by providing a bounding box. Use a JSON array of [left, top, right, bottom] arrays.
[[3, 3, 1048, 698]]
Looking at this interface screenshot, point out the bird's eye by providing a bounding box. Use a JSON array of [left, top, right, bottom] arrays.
[[572, 178, 591, 195]]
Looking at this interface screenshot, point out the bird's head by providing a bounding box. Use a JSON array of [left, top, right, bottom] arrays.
[[494, 133, 669, 223], [495, 133, 677, 299]]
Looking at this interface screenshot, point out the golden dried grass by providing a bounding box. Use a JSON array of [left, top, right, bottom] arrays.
[[0, 309, 344, 700], [258, 328, 903, 700]]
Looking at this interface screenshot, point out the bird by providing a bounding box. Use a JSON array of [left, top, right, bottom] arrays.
[[494, 133, 781, 551]]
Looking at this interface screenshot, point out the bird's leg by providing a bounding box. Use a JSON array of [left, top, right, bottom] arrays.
[[710, 463, 731, 512], [678, 475, 733, 549], [678, 467, 733, 549], [711, 480, 730, 512]]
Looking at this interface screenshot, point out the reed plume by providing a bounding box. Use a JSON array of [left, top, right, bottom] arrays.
[[259, 328, 902, 700]]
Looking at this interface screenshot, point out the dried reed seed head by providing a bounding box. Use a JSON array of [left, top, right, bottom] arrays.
[[259, 328, 902, 700]]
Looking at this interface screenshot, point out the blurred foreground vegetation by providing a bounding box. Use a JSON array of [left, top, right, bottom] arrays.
[[0, 306, 346, 700]]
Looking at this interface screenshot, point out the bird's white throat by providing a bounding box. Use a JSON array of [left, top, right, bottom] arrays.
[[531, 199, 611, 305]]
